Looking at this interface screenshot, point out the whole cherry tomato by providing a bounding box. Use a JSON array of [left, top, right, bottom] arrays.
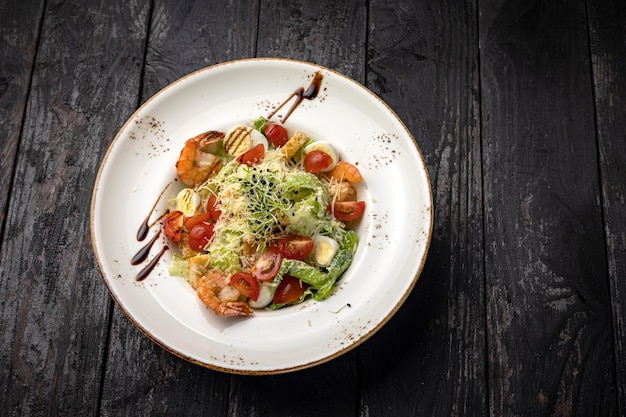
[[188, 222, 214, 251]]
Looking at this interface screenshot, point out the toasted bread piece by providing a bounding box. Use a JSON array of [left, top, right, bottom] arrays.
[[280, 130, 308, 160]]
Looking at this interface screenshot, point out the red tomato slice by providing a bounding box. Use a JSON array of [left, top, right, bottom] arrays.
[[237, 144, 265, 166], [273, 275, 307, 304], [276, 235, 314, 260], [264, 123, 289, 147], [332, 201, 366, 221], [206, 194, 221, 221], [164, 210, 184, 242], [252, 249, 282, 281], [303, 150, 333, 173], [184, 212, 211, 231], [230, 272, 260, 301], [188, 222, 214, 251]]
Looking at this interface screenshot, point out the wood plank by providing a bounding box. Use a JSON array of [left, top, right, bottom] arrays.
[[587, 0, 626, 414], [140, 0, 259, 98], [98, 1, 258, 415], [0, 0, 151, 415], [360, 0, 487, 416], [100, 317, 231, 416], [256, 0, 367, 82], [0, 1, 46, 414], [479, 0, 617, 415], [227, 355, 359, 417], [0, 0, 43, 242]]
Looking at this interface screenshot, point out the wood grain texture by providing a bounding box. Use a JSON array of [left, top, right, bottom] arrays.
[[587, 0, 626, 414], [360, 1, 486, 416], [3, 0, 626, 415], [0, 0, 43, 241], [0, 0, 150, 415], [256, 0, 367, 82], [100, 315, 231, 417], [142, 0, 259, 98], [479, 0, 617, 415], [227, 355, 359, 417]]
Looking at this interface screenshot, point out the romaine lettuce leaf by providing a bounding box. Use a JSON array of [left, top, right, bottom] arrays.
[[253, 116, 267, 133], [275, 230, 358, 302], [168, 254, 189, 279]]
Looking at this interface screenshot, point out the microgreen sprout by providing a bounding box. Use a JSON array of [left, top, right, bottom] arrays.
[[240, 167, 293, 245]]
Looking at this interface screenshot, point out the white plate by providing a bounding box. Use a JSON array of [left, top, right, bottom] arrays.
[[91, 58, 432, 374]]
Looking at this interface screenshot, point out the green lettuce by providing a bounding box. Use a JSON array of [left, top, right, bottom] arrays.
[[253, 116, 267, 133], [168, 254, 189, 279], [272, 230, 358, 307]]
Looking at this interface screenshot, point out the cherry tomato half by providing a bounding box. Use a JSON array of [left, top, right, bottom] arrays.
[[276, 235, 314, 261], [230, 272, 260, 301], [264, 123, 289, 147], [252, 249, 282, 281], [332, 201, 366, 221], [188, 222, 214, 252], [184, 212, 211, 231], [164, 210, 184, 242], [273, 275, 307, 304], [237, 144, 265, 166], [206, 194, 221, 221], [303, 150, 333, 173]]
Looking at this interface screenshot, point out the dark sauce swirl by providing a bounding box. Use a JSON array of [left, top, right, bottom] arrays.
[[137, 185, 171, 241], [136, 246, 169, 282], [268, 72, 324, 123], [131, 182, 172, 281], [131, 230, 161, 265]]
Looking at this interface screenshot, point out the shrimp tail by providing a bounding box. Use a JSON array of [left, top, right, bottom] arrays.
[[217, 302, 254, 317]]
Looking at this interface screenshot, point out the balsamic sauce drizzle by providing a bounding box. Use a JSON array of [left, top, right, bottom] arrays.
[[267, 72, 324, 123], [131, 181, 173, 281], [131, 72, 324, 282], [137, 183, 172, 241], [131, 230, 162, 265], [136, 246, 169, 282]]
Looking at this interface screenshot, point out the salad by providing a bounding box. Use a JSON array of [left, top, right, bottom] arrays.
[[163, 117, 366, 316]]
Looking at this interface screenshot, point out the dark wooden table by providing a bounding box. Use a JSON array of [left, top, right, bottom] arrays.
[[2, 0, 625, 415]]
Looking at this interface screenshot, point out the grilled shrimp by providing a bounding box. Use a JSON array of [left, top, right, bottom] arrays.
[[176, 131, 224, 187], [196, 270, 253, 316], [330, 181, 357, 202], [326, 161, 362, 183]]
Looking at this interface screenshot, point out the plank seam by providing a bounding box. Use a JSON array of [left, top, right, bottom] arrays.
[[583, 0, 624, 415]]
